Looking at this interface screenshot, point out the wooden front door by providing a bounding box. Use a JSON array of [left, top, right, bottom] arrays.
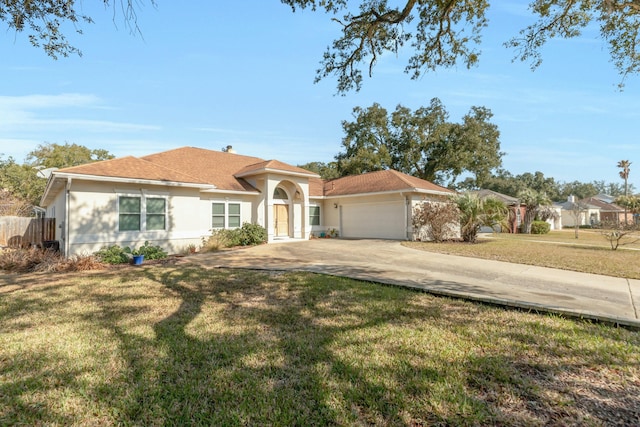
[[274, 204, 289, 237]]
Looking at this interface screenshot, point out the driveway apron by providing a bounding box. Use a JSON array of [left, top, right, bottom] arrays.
[[187, 239, 640, 328]]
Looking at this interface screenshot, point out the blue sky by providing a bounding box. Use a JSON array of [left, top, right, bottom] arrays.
[[1, 1, 639, 190]]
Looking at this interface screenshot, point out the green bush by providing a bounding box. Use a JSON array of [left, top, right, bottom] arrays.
[[531, 221, 551, 234], [132, 241, 168, 260], [235, 222, 267, 246], [96, 242, 167, 263], [204, 223, 267, 249], [94, 245, 129, 264]]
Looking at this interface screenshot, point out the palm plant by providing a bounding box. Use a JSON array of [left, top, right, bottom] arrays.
[[454, 193, 509, 243], [618, 160, 631, 196], [517, 189, 552, 234], [618, 160, 631, 223]]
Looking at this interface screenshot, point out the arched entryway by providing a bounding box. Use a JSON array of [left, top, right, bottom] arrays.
[[273, 186, 290, 238]]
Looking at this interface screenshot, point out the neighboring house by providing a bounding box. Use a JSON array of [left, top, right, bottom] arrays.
[[579, 196, 627, 225], [556, 196, 601, 227], [593, 193, 616, 204], [546, 205, 563, 231], [556, 195, 626, 228], [40, 146, 454, 256], [473, 189, 525, 233]]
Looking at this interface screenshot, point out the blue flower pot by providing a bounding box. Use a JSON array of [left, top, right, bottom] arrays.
[[132, 255, 144, 265]]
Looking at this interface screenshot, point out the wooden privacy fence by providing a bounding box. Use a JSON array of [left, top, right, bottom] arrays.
[[0, 217, 56, 248]]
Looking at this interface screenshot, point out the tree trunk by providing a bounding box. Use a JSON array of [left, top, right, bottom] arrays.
[[523, 208, 536, 234]]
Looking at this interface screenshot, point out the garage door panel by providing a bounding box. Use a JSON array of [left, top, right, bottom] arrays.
[[341, 202, 406, 239]]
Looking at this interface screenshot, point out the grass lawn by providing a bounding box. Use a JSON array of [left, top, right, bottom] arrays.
[[1, 265, 639, 426], [403, 230, 640, 279]]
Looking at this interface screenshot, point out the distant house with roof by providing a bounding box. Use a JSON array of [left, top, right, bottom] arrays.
[[556, 195, 625, 227], [473, 189, 563, 232], [40, 146, 455, 256], [580, 197, 626, 224], [473, 189, 525, 233]]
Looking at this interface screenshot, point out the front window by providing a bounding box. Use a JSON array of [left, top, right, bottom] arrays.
[[119, 196, 141, 231], [212, 203, 226, 228], [146, 198, 166, 230], [273, 187, 288, 199], [212, 202, 241, 228], [228, 203, 241, 227], [309, 206, 320, 226], [118, 195, 167, 232]]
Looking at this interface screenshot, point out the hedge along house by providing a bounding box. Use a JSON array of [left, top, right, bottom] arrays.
[[40, 147, 454, 257]]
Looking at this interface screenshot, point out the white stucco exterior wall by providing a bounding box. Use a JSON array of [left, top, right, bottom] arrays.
[[57, 180, 257, 257]]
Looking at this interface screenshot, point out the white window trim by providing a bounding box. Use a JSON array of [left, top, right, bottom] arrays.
[[117, 192, 168, 233], [309, 205, 321, 226], [212, 201, 242, 229]]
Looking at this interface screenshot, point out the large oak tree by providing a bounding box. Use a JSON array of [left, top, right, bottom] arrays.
[[0, 142, 114, 210], [335, 98, 503, 188], [2, 1, 639, 92], [286, 0, 640, 92]]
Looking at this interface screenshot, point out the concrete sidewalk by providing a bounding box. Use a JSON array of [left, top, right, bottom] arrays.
[[187, 239, 640, 329]]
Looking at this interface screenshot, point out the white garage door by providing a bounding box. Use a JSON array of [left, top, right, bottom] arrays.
[[341, 201, 406, 239]]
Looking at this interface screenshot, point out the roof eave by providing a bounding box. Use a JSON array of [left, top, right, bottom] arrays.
[[50, 172, 216, 189], [200, 188, 261, 196], [234, 168, 320, 179], [324, 188, 455, 199]]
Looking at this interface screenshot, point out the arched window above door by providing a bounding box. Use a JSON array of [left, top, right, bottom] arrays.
[[273, 187, 288, 200]]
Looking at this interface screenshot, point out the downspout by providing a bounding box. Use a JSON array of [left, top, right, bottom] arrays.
[[65, 177, 72, 257], [402, 192, 410, 240]]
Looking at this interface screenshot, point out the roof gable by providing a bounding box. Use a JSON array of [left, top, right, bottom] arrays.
[[55, 156, 209, 184], [579, 197, 624, 212], [473, 189, 520, 205], [323, 170, 454, 197], [234, 159, 320, 178], [46, 147, 451, 199], [141, 147, 265, 191]]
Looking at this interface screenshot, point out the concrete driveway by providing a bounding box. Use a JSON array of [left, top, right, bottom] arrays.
[[188, 239, 640, 328]]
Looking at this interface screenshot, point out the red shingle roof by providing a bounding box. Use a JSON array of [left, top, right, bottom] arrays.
[[141, 147, 264, 191], [234, 159, 319, 178], [308, 177, 325, 197], [52, 147, 451, 197], [55, 156, 210, 184], [579, 197, 624, 212], [322, 170, 454, 197]]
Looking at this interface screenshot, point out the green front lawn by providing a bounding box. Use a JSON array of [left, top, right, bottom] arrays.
[[1, 266, 639, 426], [404, 230, 640, 279]]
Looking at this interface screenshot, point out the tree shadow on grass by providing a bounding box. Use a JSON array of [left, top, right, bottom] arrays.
[[2, 264, 640, 426], [87, 265, 475, 425]]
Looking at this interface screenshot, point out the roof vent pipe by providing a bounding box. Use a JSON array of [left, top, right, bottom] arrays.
[[222, 145, 236, 154]]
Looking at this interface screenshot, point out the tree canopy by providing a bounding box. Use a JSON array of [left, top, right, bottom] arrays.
[[0, 0, 154, 59], [284, 0, 640, 93], [297, 161, 340, 180], [454, 193, 509, 242], [3, 1, 639, 92], [0, 157, 45, 209], [517, 188, 552, 234], [335, 98, 503, 188], [26, 142, 114, 169], [481, 169, 634, 202], [0, 142, 114, 211]]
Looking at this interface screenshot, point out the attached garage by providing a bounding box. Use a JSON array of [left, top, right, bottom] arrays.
[[340, 201, 407, 240]]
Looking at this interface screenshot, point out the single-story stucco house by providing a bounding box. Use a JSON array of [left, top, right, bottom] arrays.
[[472, 189, 562, 232], [473, 189, 526, 233], [40, 146, 455, 257], [556, 195, 625, 228]]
